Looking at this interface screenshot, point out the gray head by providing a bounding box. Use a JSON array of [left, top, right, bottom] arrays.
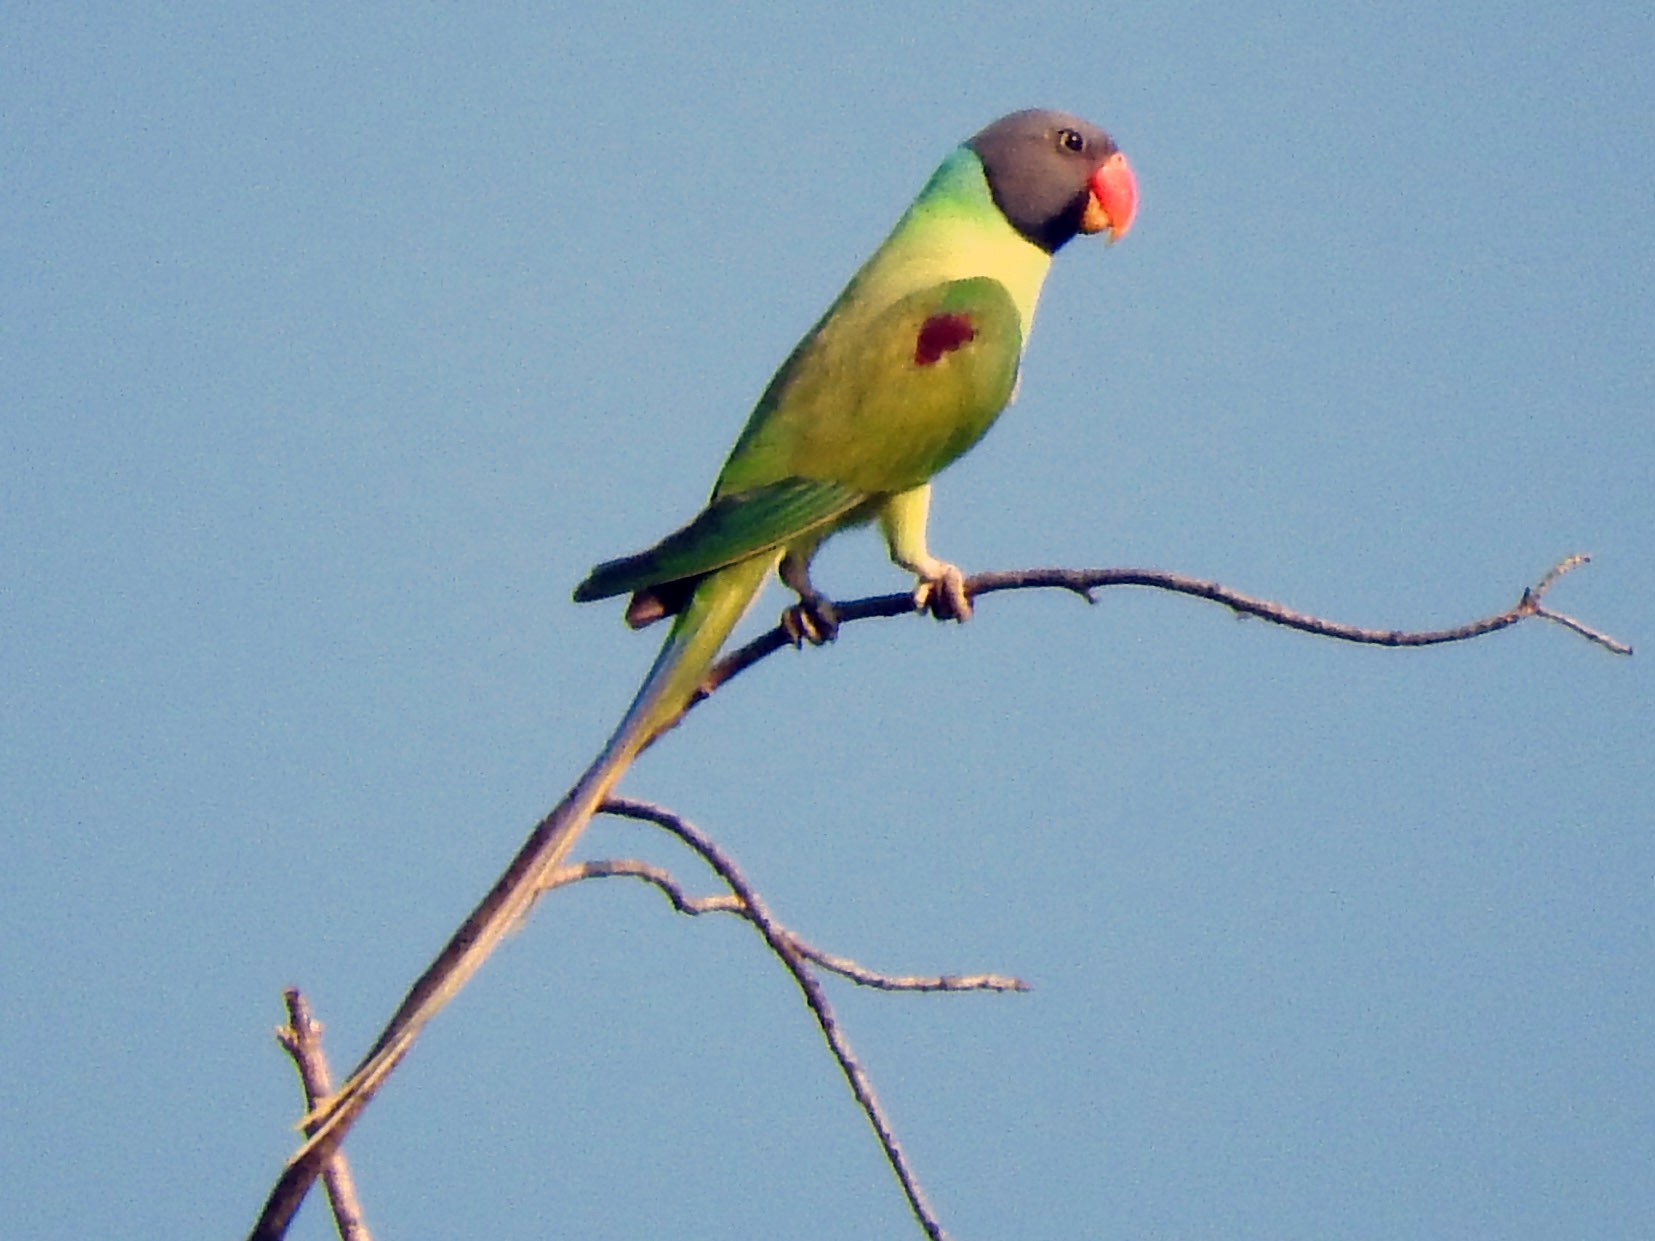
[[968, 109, 1137, 253]]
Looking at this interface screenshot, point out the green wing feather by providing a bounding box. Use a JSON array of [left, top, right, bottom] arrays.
[[573, 477, 864, 602]]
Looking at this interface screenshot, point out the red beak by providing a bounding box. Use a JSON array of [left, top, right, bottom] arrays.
[[1081, 151, 1138, 243]]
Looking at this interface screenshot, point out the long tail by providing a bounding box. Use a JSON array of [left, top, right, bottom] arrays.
[[261, 552, 780, 1230]]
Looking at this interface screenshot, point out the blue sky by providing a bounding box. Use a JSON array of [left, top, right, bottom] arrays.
[[4, 4, 1651, 1239]]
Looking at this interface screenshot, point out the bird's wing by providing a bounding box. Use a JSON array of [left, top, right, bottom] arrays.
[[717, 274, 1025, 498], [572, 476, 864, 602], [575, 274, 1023, 603]]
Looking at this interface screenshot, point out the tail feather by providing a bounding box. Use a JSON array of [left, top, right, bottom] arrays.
[[280, 550, 782, 1193]]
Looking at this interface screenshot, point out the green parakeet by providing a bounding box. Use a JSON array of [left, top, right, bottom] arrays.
[[278, 108, 1136, 1203]]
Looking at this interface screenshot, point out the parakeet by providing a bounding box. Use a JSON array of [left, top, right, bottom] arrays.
[[277, 108, 1136, 1207]]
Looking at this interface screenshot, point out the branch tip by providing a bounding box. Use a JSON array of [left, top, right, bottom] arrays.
[[1535, 553, 1591, 596], [1532, 605, 1633, 656]]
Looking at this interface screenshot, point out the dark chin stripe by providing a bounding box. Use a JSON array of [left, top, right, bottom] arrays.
[[992, 185, 1087, 255], [971, 146, 1089, 254], [1024, 189, 1089, 254]]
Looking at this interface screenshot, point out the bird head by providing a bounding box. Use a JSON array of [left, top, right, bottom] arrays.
[[969, 109, 1138, 252]]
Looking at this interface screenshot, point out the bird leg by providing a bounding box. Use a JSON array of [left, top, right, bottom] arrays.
[[779, 545, 839, 646], [878, 483, 973, 622]]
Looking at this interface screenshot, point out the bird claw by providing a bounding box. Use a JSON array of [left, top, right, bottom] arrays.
[[782, 594, 840, 646], [912, 564, 972, 623]]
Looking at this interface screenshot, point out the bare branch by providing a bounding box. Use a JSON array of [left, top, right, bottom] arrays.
[[250, 554, 1625, 1238], [274, 991, 374, 1241], [599, 796, 956, 1241], [548, 853, 1030, 994], [552, 857, 747, 916], [677, 556, 1629, 729]]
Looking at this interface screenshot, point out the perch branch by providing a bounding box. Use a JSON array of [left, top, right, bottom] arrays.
[[274, 991, 373, 1241], [680, 554, 1628, 729]]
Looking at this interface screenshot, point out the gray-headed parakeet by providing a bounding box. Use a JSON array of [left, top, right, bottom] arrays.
[[288, 108, 1137, 1181]]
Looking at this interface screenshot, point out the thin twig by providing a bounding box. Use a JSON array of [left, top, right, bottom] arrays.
[[599, 797, 955, 1241], [551, 858, 745, 916], [274, 991, 374, 1241], [550, 856, 1029, 994]]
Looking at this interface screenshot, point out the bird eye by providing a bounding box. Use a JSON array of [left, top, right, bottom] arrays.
[[1056, 127, 1085, 153]]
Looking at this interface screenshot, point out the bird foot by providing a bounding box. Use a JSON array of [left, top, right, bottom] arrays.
[[782, 593, 840, 646], [912, 564, 972, 623]]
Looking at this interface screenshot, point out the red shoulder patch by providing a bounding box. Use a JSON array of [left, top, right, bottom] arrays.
[[913, 312, 977, 366]]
